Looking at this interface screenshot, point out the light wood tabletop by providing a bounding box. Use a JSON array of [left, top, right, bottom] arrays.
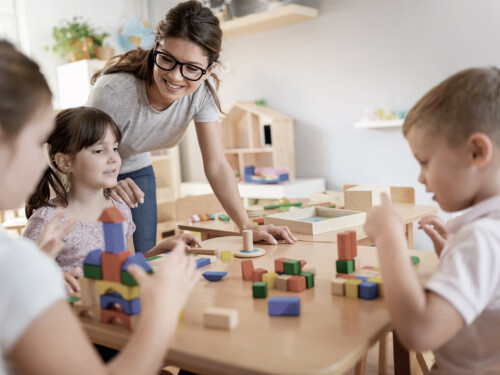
[[177, 203, 438, 248], [79, 236, 439, 375]]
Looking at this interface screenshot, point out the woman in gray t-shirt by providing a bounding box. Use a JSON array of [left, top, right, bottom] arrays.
[[88, 1, 295, 254]]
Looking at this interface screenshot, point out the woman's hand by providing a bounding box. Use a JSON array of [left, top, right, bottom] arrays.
[[246, 224, 297, 245], [110, 178, 145, 208], [418, 214, 448, 256], [37, 212, 76, 258]]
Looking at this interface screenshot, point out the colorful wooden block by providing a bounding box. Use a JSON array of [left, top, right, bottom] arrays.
[[367, 277, 384, 297], [336, 259, 354, 274], [220, 250, 232, 260], [362, 266, 375, 270], [300, 272, 314, 288], [203, 307, 238, 330], [103, 222, 126, 253], [101, 250, 131, 283], [355, 276, 369, 282], [287, 275, 307, 292], [345, 279, 363, 298], [284, 260, 301, 275], [96, 280, 140, 301], [253, 281, 268, 298], [262, 272, 279, 289], [274, 257, 289, 273], [347, 230, 358, 257], [359, 281, 378, 300], [251, 268, 268, 282], [121, 269, 153, 286], [100, 308, 138, 330], [202, 271, 228, 282], [373, 266, 380, 271], [411, 256, 420, 265], [241, 259, 254, 281], [268, 297, 300, 316], [83, 264, 102, 280], [83, 248, 102, 266], [337, 231, 352, 260], [195, 257, 211, 269], [218, 214, 230, 222], [100, 292, 141, 315], [276, 274, 292, 291], [121, 253, 152, 272], [338, 274, 355, 280], [99, 206, 126, 223], [331, 278, 346, 296]]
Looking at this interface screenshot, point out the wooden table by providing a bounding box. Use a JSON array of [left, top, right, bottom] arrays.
[[177, 203, 438, 248], [80, 237, 439, 375]]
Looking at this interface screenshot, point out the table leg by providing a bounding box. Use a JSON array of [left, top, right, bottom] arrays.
[[393, 331, 416, 375], [406, 223, 414, 249], [378, 331, 388, 375], [354, 352, 367, 375]]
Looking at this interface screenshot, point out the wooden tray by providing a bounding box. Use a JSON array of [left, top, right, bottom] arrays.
[[263, 207, 366, 235]]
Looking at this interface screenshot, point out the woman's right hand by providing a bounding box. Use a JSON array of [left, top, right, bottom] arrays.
[[127, 242, 200, 320], [110, 178, 145, 208], [418, 214, 448, 255]]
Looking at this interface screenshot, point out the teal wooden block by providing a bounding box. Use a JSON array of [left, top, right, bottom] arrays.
[[336, 259, 354, 274], [284, 260, 301, 275]]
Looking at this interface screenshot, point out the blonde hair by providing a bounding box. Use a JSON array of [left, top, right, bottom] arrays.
[[403, 67, 500, 146]]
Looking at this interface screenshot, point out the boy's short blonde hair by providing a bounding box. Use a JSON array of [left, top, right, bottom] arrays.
[[403, 67, 500, 146]]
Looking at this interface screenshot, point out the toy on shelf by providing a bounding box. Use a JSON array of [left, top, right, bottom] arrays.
[[189, 213, 215, 222], [233, 230, 266, 258], [244, 166, 289, 184], [77, 206, 152, 330]]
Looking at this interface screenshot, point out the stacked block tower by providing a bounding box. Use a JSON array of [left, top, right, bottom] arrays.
[[79, 206, 152, 330]]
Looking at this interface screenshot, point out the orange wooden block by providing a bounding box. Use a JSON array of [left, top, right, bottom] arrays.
[[339, 274, 356, 280], [274, 257, 289, 273], [102, 251, 131, 283], [251, 268, 268, 282], [99, 206, 126, 223], [299, 259, 307, 271], [287, 275, 307, 292], [337, 231, 352, 260], [241, 259, 254, 281], [101, 308, 133, 330], [348, 230, 358, 257]]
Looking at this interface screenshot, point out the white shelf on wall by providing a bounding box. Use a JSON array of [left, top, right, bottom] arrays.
[[221, 4, 318, 40], [353, 119, 404, 129]]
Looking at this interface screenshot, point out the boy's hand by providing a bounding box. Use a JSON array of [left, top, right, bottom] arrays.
[[127, 243, 200, 319], [64, 267, 81, 294], [175, 233, 203, 250], [37, 212, 76, 258], [111, 178, 145, 208], [418, 214, 448, 255], [364, 193, 405, 243]]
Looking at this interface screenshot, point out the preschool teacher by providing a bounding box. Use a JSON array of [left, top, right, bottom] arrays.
[[87, 0, 296, 253]]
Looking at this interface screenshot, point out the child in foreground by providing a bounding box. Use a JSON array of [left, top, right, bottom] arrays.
[[364, 67, 500, 374]]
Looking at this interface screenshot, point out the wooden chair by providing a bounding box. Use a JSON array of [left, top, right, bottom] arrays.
[[174, 194, 224, 239], [1, 206, 27, 237]]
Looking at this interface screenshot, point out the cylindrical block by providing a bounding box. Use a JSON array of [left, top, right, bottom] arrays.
[[243, 229, 253, 251]]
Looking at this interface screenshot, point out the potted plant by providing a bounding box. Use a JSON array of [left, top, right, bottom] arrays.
[[48, 16, 111, 62]]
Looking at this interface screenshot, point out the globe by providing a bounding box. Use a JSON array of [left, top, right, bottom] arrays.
[[116, 16, 154, 51]]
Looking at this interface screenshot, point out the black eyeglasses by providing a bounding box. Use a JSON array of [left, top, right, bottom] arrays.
[[153, 43, 212, 82]]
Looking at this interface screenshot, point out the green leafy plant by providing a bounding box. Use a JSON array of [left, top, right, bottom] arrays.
[[48, 16, 109, 60]]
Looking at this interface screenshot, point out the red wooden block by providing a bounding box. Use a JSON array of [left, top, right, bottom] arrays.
[[339, 274, 356, 280], [287, 275, 307, 292], [102, 251, 131, 283], [347, 230, 358, 257], [300, 260, 307, 271], [101, 308, 132, 330], [337, 231, 352, 260], [99, 206, 126, 223], [362, 266, 374, 270], [241, 260, 254, 281], [251, 268, 268, 282], [274, 257, 289, 273]]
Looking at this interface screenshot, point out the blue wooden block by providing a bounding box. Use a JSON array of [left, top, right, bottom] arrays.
[[196, 257, 211, 269], [100, 292, 141, 315], [268, 297, 300, 316], [202, 271, 228, 281], [359, 281, 378, 300], [355, 276, 369, 282], [103, 222, 126, 254], [121, 253, 152, 272], [83, 248, 102, 266]]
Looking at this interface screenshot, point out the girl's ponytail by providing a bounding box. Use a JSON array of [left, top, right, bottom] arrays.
[[25, 167, 67, 219]]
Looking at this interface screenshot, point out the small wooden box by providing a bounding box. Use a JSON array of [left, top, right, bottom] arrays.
[[263, 207, 366, 235], [344, 185, 391, 213]]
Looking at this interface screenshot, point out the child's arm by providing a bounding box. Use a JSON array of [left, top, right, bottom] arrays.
[[418, 214, 448, 257], [10, 244, 199, 375], [364, 194, 464, 351], [144, 233, 202, 258]]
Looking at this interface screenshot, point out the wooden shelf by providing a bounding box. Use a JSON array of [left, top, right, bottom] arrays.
[[353, 119, 404, 129], [221, 4, 318, 40], [224, 147, 274, 154]]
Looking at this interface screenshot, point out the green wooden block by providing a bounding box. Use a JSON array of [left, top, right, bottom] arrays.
[[336, 259, 354, 274], [284, 260, 301, 275], [68, 296, 80, 305], [411, 256, 420, 265], [146, 255, 162, 261], [300, 272, 314, 288], [253, 282, 268, 298], [218, 214, 230, 222], [121, 269, 153, 286], [83, 264, 102, 280]]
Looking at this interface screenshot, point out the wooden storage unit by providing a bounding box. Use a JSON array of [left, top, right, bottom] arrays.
[[151, 147, 181, 242], [220, 101, 296, 180]]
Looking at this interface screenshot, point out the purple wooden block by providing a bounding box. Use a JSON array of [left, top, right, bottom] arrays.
[[355, 276, 369, 282], [121, 253, 152, 272], [196, 258, 211, 269], [268, 297, 300, 316], [202, 271, 228, 281], [103, 222, 126, 253], [83, 248, 102, 266], [100, 292, 141, 315], [359, 281, 378, 300]]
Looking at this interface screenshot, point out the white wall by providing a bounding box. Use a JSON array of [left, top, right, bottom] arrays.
[[19, 0, 145, 108]]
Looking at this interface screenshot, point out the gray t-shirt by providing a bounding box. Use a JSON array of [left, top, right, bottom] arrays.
[[86, 72, 219, 174]]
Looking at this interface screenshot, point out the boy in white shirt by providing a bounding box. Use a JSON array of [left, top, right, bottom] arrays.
[[364, 67, 500, 374]]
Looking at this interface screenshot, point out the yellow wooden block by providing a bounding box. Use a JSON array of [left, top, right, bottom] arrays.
[[96, 280, 140, 301], [367, 277, 384, 297], [220, 250, 232, 260], [262, 272, 279, 289], [345, 279, 362, 298], [373, 266, 380, 271]]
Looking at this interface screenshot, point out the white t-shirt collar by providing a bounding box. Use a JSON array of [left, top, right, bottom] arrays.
[[447, 194, 500, 234]]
